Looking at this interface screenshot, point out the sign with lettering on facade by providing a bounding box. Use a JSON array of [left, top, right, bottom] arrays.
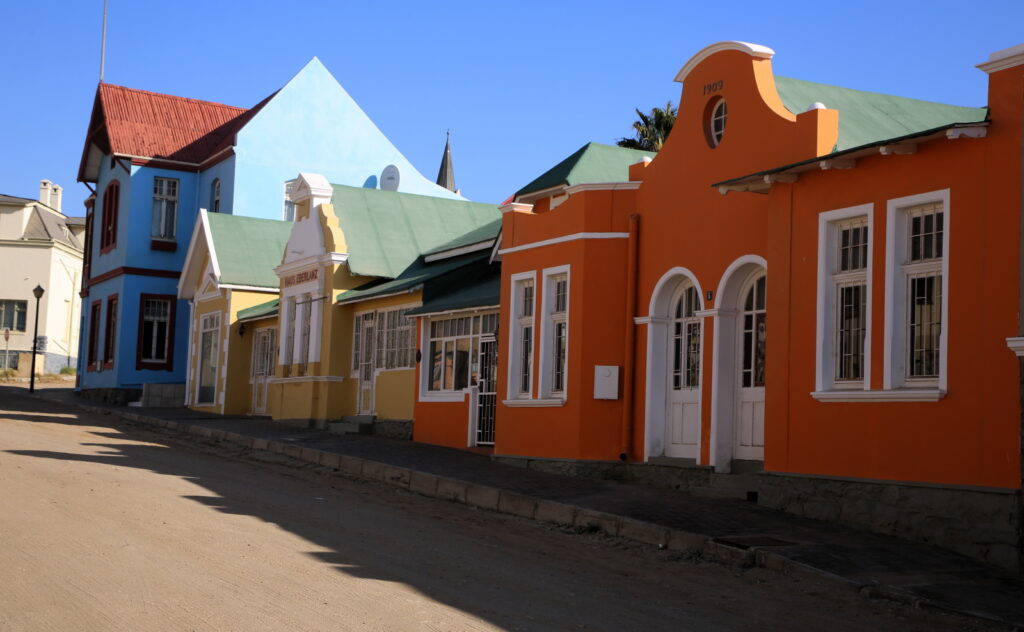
[[283, 268, 319, 288]]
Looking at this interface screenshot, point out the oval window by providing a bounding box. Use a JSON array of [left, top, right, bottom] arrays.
[[705, 97, 727, 148]]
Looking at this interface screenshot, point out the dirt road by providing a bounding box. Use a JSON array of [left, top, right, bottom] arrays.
[[0, 390, 999, 631]]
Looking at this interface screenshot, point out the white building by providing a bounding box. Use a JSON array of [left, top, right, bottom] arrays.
[[0, 181, 85, 375]]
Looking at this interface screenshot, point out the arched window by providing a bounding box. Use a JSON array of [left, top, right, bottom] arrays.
[[671, 285, 701, 390], [740, 274, 766, 388], [100, 180, 119, 251], [210, 178, 221, 213]]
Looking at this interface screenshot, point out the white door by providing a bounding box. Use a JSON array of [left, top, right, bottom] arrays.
[[357, 313, 376, 415], [735, 274, 766, 461], [667, 285, 701, 458], [251, 328, 276, 415]]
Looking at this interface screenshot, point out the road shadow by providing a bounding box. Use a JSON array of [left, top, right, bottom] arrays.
[[0, 387, 693, 632]]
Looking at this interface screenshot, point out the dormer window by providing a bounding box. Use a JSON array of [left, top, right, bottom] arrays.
[[707, 97, 728, 148]]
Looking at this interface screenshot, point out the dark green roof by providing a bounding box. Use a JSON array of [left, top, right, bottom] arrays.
[[424, 218, 501, 256], [515, 142, 655, 198], [207, 213, 291, 288], [774, 76, 988, 152], [238, 298, 279, 321], [337, 252, 490, 305], [406, 261, 499, 315], [331, 185, 499, 279]]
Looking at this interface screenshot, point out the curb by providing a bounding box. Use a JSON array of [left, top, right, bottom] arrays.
[[25, 392, 1024, 629]]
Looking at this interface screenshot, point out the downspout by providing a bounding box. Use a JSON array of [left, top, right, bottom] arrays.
[[619, 214, 640, 461]]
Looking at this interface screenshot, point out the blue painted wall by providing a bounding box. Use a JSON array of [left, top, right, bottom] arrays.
[[232, 58, 461, 220]]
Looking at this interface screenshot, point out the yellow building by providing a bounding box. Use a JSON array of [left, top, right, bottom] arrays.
[[266, 173, 498, 429], [178, 210, 291, 414]]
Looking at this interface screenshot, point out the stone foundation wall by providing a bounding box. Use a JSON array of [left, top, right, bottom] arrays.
[[758, 473, 1023, 573], [77, 387, 143, 406], [141, 383, 186, 408], [374, 419, 412, 441]]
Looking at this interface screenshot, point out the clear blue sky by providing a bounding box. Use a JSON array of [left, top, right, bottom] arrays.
[[3, 1, 1022, 215]]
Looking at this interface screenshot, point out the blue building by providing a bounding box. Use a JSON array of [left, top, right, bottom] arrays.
[[76, 58, 459, 400]]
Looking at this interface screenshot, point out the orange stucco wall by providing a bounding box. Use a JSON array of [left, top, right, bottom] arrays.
[[490, 45, 1023, 490]]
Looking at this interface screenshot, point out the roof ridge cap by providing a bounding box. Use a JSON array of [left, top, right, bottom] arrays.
[[101, 83, 247, 112]]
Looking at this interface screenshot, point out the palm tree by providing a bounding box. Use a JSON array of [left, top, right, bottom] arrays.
[[617, 101, 677, 152]]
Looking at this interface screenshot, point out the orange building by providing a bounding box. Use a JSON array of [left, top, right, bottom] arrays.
[[442, 42, 1022, 570]]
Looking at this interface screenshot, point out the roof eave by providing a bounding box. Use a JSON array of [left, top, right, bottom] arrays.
[[713, 121, 991, 193]]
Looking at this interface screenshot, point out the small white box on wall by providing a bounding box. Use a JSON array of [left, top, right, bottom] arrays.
[[594, 365, 620, 400]]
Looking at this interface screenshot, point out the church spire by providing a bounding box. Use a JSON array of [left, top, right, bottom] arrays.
[[436, 130, 457, 193]]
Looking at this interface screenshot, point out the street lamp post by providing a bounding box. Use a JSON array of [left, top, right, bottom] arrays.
[[29, 285, 45, 394]]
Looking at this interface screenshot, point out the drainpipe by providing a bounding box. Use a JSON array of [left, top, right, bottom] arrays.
[[619, 214, 640, 461]]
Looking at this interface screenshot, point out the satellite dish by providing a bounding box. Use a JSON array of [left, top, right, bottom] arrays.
[[380, 164, 400, 191]]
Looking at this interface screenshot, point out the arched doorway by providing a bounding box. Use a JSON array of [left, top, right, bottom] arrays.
[[710, 256, 767, 472], [644, 268, 704, 462]]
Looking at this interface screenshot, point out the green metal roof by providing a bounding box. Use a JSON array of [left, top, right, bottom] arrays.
[[774, 76, 988, 152], [337, 251, 491, 305], [423, 218, 501, 256], [331, 184, 499, 279], [515, 142, 655, 198], [206, 213, 291, 288], [237, 298, 279, 321], [406, 261, 499, 316]]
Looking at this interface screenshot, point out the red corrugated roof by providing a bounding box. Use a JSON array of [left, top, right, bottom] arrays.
[[97, 84, 248, 164]]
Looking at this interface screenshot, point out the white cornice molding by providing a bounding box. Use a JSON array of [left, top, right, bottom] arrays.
[[499, 202, 534, 214], [498, 231, 629, 255], [564, 181, 642, 195], [946, 126, 988, 140], [1006, 337, 1024, 356], [318, 252, 349, 266], [977, 43, 1024, 74], [290, 172, 333, 206], [674, 41, 775, 83], [423, 241, 494, 263]]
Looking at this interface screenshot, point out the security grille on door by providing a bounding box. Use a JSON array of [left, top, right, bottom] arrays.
[[251, 328, 276, 415]]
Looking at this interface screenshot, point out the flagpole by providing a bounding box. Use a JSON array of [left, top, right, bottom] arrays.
[[99, 0, 108, 82]]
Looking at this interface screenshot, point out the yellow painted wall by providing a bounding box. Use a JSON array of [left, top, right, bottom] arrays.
[[374, 369, 416, 420], [224, 290, 278, 415]]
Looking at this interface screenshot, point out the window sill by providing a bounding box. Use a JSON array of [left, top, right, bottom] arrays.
[[502, 398, 567, 407], [419, 392, 466, 403], [150, 239, 177, 252], [810, 389, 946, 402]]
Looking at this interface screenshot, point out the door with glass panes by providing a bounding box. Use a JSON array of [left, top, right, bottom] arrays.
[[667, 284, 701, 459], [250, 328, 276, 415], [735, 273, 766, 461]]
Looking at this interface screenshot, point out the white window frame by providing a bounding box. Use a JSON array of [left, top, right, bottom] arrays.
[[814, 204, 873, 394], [419, 311, 500, 401], [281, 297, 296, 370], [283, 179, 296, 221], [506, 271, 536, 401], [210, 178, 221, 213], [196, 312, 220, 405], [151, 176, 179, 240], [538, 265, 570, 400], [710, 98, 727, 147], [297, 293, 312, 374], [884, 189, 949, 395]]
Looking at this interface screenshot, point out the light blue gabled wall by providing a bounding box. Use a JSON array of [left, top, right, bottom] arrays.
[[198, 156, 236, 215], [231, 57, 461, 220]]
